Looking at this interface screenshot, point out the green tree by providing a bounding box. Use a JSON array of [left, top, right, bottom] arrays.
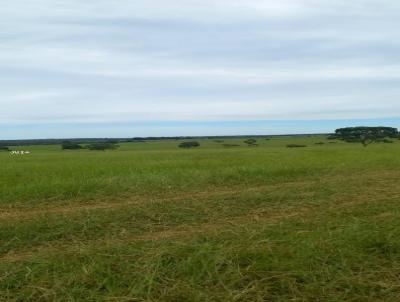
[[331, 127, 398, 147]]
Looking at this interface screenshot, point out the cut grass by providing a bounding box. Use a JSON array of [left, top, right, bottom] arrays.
[[2, 192, 400, 301]]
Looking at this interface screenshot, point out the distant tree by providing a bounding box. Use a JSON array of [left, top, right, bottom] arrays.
[[87, 142, 119, 151], [178, 141, 200, 149], [331, 127, 399, 147], [105, 139, 120, 144], [0, 145, 9, 151], [62, 141, 83, 150], [244, 139, 258, 147]]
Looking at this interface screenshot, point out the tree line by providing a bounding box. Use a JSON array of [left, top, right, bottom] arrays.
[[1, 127, 399, 151], [62, 140, 120, 151]]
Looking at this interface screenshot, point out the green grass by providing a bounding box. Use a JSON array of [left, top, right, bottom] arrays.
[[1, 135, 400, 301]]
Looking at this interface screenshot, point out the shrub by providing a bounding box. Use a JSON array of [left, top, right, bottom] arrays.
[[62, 141, 83, 150], [314, 142, 325, 145], [244, 139, 258, 147], [87, 142, 119, 151], [222, 144, 240, 147], [0, 146, 9, 151], [178, 141, 200, 149], [287, 144, 307, 148]]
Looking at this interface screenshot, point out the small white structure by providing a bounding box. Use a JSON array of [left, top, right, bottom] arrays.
[[10, 151, 31, 155]]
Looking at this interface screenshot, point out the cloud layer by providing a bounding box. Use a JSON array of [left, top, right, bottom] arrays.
[[1, 0, 400, 137]]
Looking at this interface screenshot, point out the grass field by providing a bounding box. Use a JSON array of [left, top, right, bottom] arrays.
[[1, 135, 400, 301]]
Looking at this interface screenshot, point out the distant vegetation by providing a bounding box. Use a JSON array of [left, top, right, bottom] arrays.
[[0, 146, 9, 151], [87, 141, 120, 151], [62, 141, 83, 150], [244, 139, 258, 147], [0, 135, 289, 147], [287, 144, 307, 148], [61, 139, 120, 151], [178, 141, 200, 149], [0, 138, 125, 147]]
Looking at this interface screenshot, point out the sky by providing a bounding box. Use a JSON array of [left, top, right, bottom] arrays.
[[1, 0, 400, 139]]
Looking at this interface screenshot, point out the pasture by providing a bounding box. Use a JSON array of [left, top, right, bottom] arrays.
[[1, 135, 400, 301]]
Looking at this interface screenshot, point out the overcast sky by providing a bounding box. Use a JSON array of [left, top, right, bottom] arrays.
[[1, 0, 400, 139]]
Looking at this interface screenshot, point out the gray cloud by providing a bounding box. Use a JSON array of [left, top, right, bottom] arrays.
[[1, 0, 400, 137]]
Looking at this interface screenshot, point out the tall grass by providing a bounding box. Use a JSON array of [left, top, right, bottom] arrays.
[[1, 136, 400, 301]]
